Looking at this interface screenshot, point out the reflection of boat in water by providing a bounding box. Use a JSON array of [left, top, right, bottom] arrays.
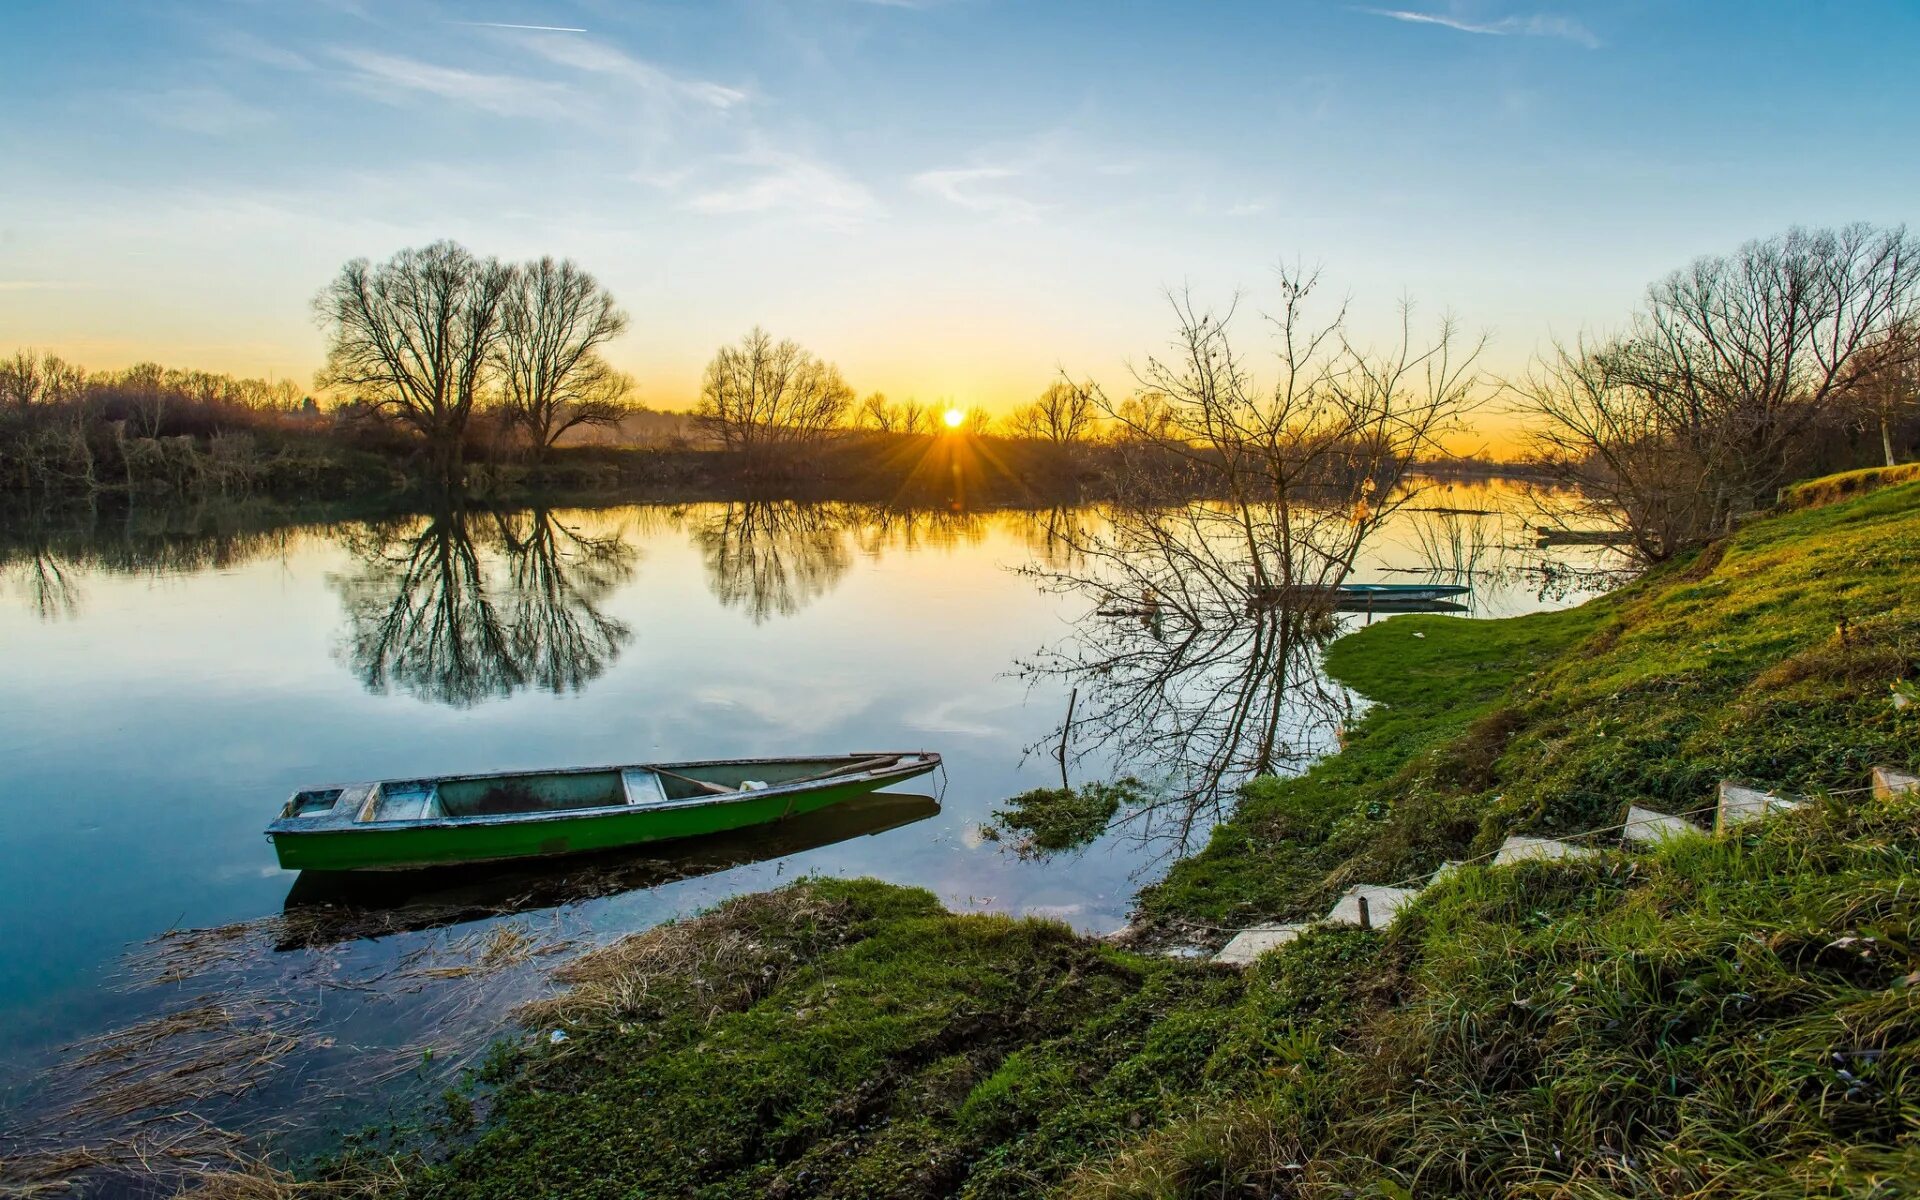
[[1244, 581, 1470, 613], [1333, 597, 1467, 614], [1333, 582, 1468, 602], [267, 752, 941, 871], [1533, 527, 1634, 547], [275, 791, 942, 950]]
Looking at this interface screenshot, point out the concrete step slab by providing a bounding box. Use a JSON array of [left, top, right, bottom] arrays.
[[1717, 781, 1800, 832], [1429, 860, 1465, 885], [1872, 766, 1919, 799], [1494, 834, 1597, 865], [1323, 884, 1420, 929], [1214, 923, 1310, 966], [1621, 805, 1699, 847]]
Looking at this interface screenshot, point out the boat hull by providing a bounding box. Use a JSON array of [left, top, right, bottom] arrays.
[[269, 759, 936, 872]]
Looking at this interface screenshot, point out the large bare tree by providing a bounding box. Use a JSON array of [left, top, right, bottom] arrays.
[[496, 257, 632, 457], [693, 327, 853, 469], [1517, 223, 1920, 558], [314, 241, 514, 480]]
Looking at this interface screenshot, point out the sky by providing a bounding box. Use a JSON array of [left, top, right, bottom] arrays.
[[2, 0, 1918, 450]]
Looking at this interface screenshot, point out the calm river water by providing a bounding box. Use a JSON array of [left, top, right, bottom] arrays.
[[0, 479, 1617, 1175]]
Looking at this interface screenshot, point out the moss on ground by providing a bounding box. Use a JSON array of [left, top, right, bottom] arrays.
[[342, 478, 1920, 1199]]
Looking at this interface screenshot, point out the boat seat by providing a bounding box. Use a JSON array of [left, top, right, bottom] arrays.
[[367, 784, 441, 822], [623, 769, 675, 808]]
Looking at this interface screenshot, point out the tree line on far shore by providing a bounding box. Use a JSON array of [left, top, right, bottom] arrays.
[[0, 237, 1117, 499], [3, 224, 1915, 545]]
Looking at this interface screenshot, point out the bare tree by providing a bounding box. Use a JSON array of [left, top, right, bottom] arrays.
[[1848, 320, 1918, 467], [1517, 224, 1920, 558], [0, 351, 85, 409], [496, 257, 632, 458], [694, 327, 853, 469], [1019, 269, 1480, 837], [1008, 380, 1098, 444], [856, 393, 932, 434], [953, 404, 995, 436], [314, 241, 514, 480]]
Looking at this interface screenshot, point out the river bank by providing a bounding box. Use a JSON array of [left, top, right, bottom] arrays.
[[295, 471, 1920, 1199]]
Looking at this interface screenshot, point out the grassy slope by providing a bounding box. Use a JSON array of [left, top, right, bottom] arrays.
[[1142, 479, 1920, 931], [373, 480, 1920, 1200]]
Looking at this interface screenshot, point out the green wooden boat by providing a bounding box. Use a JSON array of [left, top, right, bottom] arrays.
[[266, 752, 941, 872], [275, 792, 942, 950]]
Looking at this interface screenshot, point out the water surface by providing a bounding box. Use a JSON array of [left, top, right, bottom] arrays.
[[0, 481, 1618, 1174]]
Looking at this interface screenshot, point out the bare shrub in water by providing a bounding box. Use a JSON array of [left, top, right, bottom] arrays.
[[1020, 267, 1481, 840]]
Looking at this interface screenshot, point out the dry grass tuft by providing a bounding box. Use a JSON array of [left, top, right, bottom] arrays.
[[6, 906, 579, 1197], [60, 998, 309, 1122], [518, 885, 856, 1034]]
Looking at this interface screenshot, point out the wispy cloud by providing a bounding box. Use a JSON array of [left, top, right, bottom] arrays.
[[519, 35, 747, 110], [213, 30, 315, 72], [683, 150, 879, 227], [910, 166, 1046, 222], [135, 86, 275, 136], [453, 21, 589, 33], [1358, 7, 1600, 48], [330, 47, 575, 118]]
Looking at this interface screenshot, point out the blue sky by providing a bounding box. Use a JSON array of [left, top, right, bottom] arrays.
[[2, 0, 1917, 433]]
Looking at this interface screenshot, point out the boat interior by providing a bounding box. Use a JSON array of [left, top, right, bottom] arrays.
[[316, 755, 918, 823]]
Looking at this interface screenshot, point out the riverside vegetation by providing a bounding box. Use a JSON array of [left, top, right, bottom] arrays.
[[249, 470, 1920, 1199]]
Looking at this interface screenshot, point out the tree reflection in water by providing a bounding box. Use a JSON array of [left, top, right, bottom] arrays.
[[333, 505, 636, 707], [0, 502, 310, 620], [692, 501, 998, 623], [1017, 490, 1434, 856], [1, 540, 81, 619], [690, 501, 855, 623], [1018, 570, 1352, 857]]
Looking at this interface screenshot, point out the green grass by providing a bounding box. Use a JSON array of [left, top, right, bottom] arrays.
[[1067, 790, 1920, 1199], [1782, 461, 1920, 509], [325, 476, 1920, 1200]]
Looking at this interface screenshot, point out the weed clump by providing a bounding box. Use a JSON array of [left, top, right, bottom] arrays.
[[984, 777, 1151, 857]]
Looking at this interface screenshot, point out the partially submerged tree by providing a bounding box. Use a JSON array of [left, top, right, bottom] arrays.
[[1020, 268, 1480, 838], [495, 257, 632, 458], [314, 241, 514, 480], [1518, 223, 1920, 558], [693, 327, 853, 470]]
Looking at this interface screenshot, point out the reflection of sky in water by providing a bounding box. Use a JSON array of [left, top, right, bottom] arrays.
[[0, 481, 1618, 1153]]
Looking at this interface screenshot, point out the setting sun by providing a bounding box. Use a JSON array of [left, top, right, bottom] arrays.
[[942, 406, 966, 429]]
